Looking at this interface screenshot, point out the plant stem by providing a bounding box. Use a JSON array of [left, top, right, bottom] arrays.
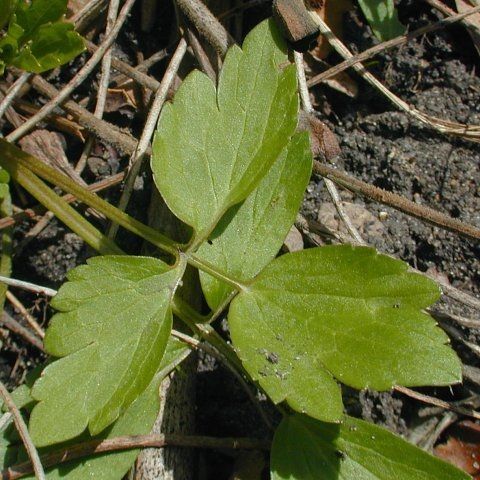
[[172, 297, 243, 373], [0, 139, 176, 255], [0, 187, 12, 312], [186, 253, 247, 292], [0, 140, 248, 290], [0, 149, 123, 256]]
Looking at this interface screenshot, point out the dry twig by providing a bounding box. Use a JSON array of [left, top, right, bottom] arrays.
[[0, 312, 44, 351], [107, 38, 188, 238], [310, 13, 480, 142], [175, 0, 233, 55], [294, 51, 365, 245], [6, 290, 45, 338], [394, 385, 480, 421], [313, 162, 480, 242], [75, 0, 120, 175], [308, 4, 480, 88], [0, 276, 57, 297], [0, 381, 45, 480], [3, 433, 270, 480], [0, 73, 32, 122], [6, 0, 138, 143]]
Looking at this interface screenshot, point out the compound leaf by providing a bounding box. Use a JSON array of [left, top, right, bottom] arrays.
[[152, 18, 298, 241], [29, 256, 185, 447], [357, 0, 405, 41], [229, 246, 461, 422], [12, 22, 84, 73], [197, 131, 312, 310], [271, 414, 470, 480]]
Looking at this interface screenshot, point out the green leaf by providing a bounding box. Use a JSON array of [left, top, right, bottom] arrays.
[[14, 0, 67, 40], [152, 18, 299, 241], [0, 0, 17, 31], [197, 131, 312, 310], [12, 22, 84, 73], [27, 338, 190, 480], [229, 245, 461, 422], [0, 168, 10, 184], [29, 255, 186, 447], [271, 414, 470, 480], [1, 428, 18, 472], [357, 0, 405, 41]]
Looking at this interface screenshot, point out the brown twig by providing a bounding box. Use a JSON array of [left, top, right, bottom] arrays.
[[313, 161, 480, 242], [3, 434, 270, 480], [30, 75, 138, 154], [75, 0, 120, 175], [394, 385, 480, 421], [308, 4, 480, 88], [0, 381, 46, 480], [0, 73, 32, 121], [107, 38, 188, 238], [6, 0, 138, 143], [6, 291, 45, 338], [85, 40, 161, 92], [294, 51, 365, 245], [0, 311, 44, 351], [430, 309, 480, 329], [175, 0, 234, 56], [424, 0, 467, 21], [311, 13, 480, 141], [0, 277, 56, 297]]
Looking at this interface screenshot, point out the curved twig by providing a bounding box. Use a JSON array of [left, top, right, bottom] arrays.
[[310, 13, 480, 142]]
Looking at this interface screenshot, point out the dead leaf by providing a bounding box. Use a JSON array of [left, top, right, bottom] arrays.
[[308, 0, 353, 59], [298, 110, 341, 161], [104, 87, 137, 113], [19, 130, 86, 186], [435, 422, 480, 479], [455, 0, 480, 56]]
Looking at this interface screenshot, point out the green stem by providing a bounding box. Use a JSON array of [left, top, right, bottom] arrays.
[[172, 295, 209, 324], [0, 189, 12, 310], [0, 140, 248, 291], [0, 139, 177, 256], [186, 253, 247, 292], [1, 156, 123, 256], [173, 296, 243, 372]]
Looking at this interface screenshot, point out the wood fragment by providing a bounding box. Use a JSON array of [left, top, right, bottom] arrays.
[[272, 0, 320, 50]]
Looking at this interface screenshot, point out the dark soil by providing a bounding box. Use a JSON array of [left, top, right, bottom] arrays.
[[1, 1, 479, 479]]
